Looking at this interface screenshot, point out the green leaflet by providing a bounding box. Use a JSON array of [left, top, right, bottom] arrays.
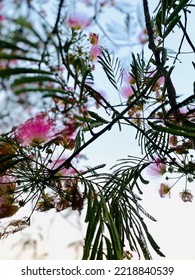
[[0, 40, 27, 52], [139, 217, 165, 257], [12, 76, 62, 87], [90, 223, 103, 260], [83, 194, 123, 260], [73, 131, 81, 154], [14, 17, 44, 41], [75, 111, 109, 132], [104, 213, 123, 259], [84, 187, 93, 223], [140, 129, 170, 157], [167, 94, 195, 116], [165, 0, 189, 25], [10, 34, 39, 49], [155, 0, 189, 38], [98, 49, 123, 91], [105, 156, 167, 258], [148, 121, 195, 138], [0, 53, 41, 63], [163, 15, 181, 38], [88, 110, 109, 124], [164, 120, 195, 133], [82, 197, 99, 259], [83, 121, 107, 131], [13, 87, 67, 96], [0, 68, 53, 78], [104, 236, 114, 259]]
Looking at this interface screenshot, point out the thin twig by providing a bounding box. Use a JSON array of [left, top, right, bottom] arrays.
[[173, 9, 187, 64], [52, 0, 65, 34], [178, 18, 195, 53]]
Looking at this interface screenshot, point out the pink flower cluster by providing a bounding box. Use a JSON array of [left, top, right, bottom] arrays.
[[146, 158, 194, 202], [138, 29, 148, 45], [120, 72, 135, 99], [67, 13, 90, 30], [15, 112, 55, 147], [147, 158, 166, 177], [180, 190, 193, 202], [89, 33, 102, 65], [147, 158, 171, 199], [137, 27, 162, 46]]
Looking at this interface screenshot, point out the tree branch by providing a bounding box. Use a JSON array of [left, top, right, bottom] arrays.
[[51, 89, 149, 174], [143, 0, 181, 119], [142, 0, 160, 65], [52, 0, 65, 34]]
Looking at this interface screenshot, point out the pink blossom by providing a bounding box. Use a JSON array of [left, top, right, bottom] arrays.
[[138, 29, 148, 44], [159, 183, 171, 198], [15, 112, 54, 147], [147, 158, 166, 177], [152, 76, 165, 92], [96, 89, 108, 102], [95, 89, 108, 108], [123, 71, 136, 85], [90, 86, 108, 108], [180, 190, 193, 202], [61, 122, 77, 139], [120, 85, 134, 99], [89, 33, 99, 45], [89, 45, 102, 62], [169, 135, 178, 146], [67, 13, 90, 30]]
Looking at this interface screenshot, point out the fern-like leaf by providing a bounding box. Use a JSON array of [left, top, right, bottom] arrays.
[[98, 49, 123, 90]]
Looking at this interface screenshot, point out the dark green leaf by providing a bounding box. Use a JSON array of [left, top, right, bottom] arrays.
[[140, 219, 165, 257], [14, 17, 43, 41], [82, 199, 99, 259], [0, 53, 41, 63], [12, 76, 61, 87], [104, 236, 114, 259], [98, 49, 123, 90], [90, 224, 103, 260], [163, 15, 181, 38], [73, 130, 81, 154], [0, 40, 27, 52], [148, 121, 195, 137], [13, 87, 67, 96], [83, 121, 106, 132], [167, 94, 195, 116], [0, 68, 53, 78], [165, 0, 189, 25], [88, 111, 109, 124]]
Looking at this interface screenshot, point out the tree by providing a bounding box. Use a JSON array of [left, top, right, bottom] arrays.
[[0, 0, 195, 260]]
